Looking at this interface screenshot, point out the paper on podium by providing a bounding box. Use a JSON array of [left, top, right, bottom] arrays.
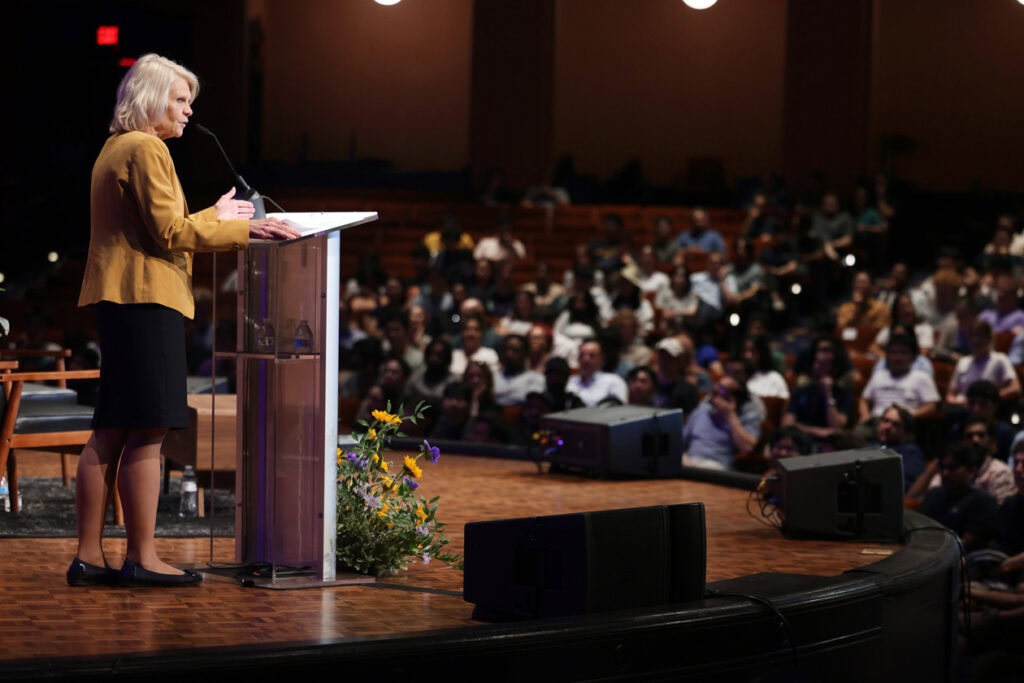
[[267, 211, 378, 243]]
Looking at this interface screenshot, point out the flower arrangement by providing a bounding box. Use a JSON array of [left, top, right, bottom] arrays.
[[336, 401, 461, 576]]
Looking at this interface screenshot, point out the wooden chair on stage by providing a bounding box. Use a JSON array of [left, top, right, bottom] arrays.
[[0, 358, 121, 524]]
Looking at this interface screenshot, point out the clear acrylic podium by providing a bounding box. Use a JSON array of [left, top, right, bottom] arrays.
[[231, 211, 377, 588]]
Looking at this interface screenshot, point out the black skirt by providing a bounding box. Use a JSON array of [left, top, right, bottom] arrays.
[[92, 301, 189, 430]]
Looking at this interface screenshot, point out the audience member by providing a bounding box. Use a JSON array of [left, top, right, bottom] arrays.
[[450, 312, 501, 376], [377, 357, 412, 412], [609, 308, 655, 372], [857, 333, 940, 441], [381, 310, 424, 373], [918, 442, 1000, 553], [492, 334, 546, 407], [432, 224, 476, 287], [339, 336, 384, 400], [410, 265, 455, 339], [466, 256, 496, 304], [782, 335, 852, 451], [483, 260, 519, 320], [803, 190, 856, 304], [565, 338, 628, 407], [655, 263, 704, 335], [628, 244, 671, 295], [728, 237, 771, 325], [689, 251, 736, 325], [945, 319, 1021, 410], [463, 360, 501, 420], [834, 269, 891, 333], [473, 214, 527, 266], [603, 265, 656, 337], [740, 333, 790, 401], [525, 323, 556, 372], [493, 290, 538, 338], [867, 321, 935, 380], [519, 261, 567, 322], [870, 292, 934, 359], [650, 214, 680, 265], [406, 303, 432, 352], [626, 365, 659, 406], [553, 288, 603, 349], [542, 357, 586, 411], [681, 357, 765, 471], [874, 261, 910, 311], [588, 212, 633, 270], [352, 383, 404, 436], [979, 271, 1024, 334], [651, 336, 701, 413], [405, 338, 459, 418], [741, 191, 784, 240], [869, 404, 926, 492], [675, 207, 726, 256], [423, 214, 474, 259], [429, 381, 474, 441]]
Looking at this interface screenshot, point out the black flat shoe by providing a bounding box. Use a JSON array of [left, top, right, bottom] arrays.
[[117, 558, 203, 587], [66, 557, 119, 587]]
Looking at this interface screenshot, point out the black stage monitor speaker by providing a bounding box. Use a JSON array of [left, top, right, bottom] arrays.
[[774, 448, 904, 542], [540, 405, 683, 478], [463, 502, 706, 621]]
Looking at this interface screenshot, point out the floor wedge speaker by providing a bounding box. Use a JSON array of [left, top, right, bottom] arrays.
[[463, 502, 706, 620], [540, 406, 683, 478], [774, 448, 904, 542]]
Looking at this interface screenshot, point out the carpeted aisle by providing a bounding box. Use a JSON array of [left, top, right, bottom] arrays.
[[0, 477, 235, 538]]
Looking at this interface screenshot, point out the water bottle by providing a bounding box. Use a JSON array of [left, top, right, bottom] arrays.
[[0, 476, 21, 513], [293, 318, 314, 354], [255, 317, 275, 354], [178, 466, 198, 517]]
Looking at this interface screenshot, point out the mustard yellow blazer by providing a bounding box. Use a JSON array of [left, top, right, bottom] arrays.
[[78, 131, 249, 320]]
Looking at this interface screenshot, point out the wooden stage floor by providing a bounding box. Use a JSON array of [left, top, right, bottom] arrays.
[[0, 451, 954, 682]]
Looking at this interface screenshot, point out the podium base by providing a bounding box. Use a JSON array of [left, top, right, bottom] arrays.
[[194, 564, 376, 590], [247, 572, 376, 590]]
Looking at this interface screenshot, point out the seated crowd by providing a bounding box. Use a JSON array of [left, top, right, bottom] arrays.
[[338, 190, 1024, 651]]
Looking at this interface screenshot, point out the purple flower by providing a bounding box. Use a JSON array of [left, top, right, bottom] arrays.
[[406, 479, 420, 491], [345, 451, 366, 469], [423, 440, 441, 464]]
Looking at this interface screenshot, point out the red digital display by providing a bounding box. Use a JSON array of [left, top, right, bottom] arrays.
[[96, 25, 119, 46]]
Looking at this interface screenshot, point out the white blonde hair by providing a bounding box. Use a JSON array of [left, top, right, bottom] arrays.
[[109, 53, 199, 134]]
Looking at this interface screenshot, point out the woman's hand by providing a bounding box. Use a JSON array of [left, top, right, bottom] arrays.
[[249, 217, 303, 241], [215, 187, 257, 219]]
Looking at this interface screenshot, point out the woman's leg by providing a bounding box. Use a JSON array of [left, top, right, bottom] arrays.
[[117, 427, 183, 575], [74, 428, 128, 567]]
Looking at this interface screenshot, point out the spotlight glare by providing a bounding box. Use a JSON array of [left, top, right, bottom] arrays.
[[682, 0, 718, 8], [47, 251, 59, 263], [791, 283, 802, 295], [844, 254, 856, 267], [729, 313, 740, 327]]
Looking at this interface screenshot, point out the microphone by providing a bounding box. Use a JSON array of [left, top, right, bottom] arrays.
[[192, 123, 266, 218]]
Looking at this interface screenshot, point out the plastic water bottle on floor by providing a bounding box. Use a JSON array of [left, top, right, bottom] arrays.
[[0, 476, 19, 513], [178, 466, 198, 517]]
